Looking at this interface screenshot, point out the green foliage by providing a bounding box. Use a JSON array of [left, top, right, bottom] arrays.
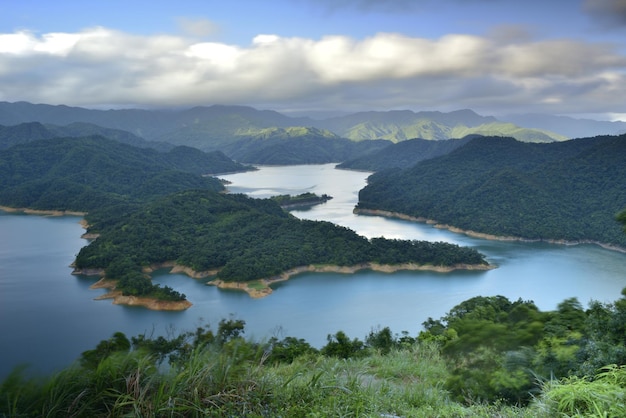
[[267, 336, 318, 364], [80, 332, 131, 369], [221, 133, 390, 164], [359, 135, 626, 248], [536, 365, 626, 417], [365, 326, 396, 354], [270, 192, 332, 208], [73, 189, 487, 299], [338, 136, 472, 171], [321, 331, 366, 359], [6, 290, 626, 418], [320, 108, 565, 143], [0, 136, 227, 212]]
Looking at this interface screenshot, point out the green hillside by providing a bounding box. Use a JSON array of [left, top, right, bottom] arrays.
[[0, 102, 567, 156], [0, 121, 173, 151], [357, 135, 626, 248], [0, 136, 234, 212], [74, 188, 487, 298], [337, 136, 473, 171], [318, 109, 566, 143]]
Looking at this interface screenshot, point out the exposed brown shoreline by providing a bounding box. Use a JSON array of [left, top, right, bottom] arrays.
[[208, 261, 494, 299], [90, 278, 192, 310], [354, 208, 626, 254], [0, 205, 86, 217]]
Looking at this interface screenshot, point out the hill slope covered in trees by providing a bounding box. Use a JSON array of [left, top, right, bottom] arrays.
[[337, 136, 474, 171], [74, 189, 488, 299], [0, 136, 244, 212], [357, 134, 626, 248]]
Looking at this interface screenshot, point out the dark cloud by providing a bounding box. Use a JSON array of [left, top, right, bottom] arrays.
[[584, 0, 626, 28]]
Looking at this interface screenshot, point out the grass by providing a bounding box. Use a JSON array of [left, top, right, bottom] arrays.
[[1, 340, 623, 417], [246, 280, 267, 291]]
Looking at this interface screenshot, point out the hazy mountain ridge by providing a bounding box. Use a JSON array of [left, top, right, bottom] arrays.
[[0, 102, 577, 149], [0, 121, 173, 151], [312, 109, 566, 142], [337, 136, 475, 171], [502, 113, 626, 138]]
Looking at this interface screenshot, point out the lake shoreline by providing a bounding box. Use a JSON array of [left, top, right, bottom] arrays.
[[90, 278, 192, 310], [354, 208, 626, 254], [0, 206, 87, 217], [76, 259, 493, 303], [208, 261, 494, 299]]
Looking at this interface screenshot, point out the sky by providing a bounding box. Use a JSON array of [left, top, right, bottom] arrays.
[[1, 0, 626, 120]]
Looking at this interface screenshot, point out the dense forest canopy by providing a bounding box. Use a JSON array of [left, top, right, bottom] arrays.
[[337, 136, 474, 171], [0, 136, 242, 212], [358, 134, 626, 248], [74, 189, 488, 298]]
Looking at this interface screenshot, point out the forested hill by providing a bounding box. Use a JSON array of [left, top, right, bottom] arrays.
[[0, 121, 173, 151], [0, 136, 232, 212], [337, 136, 474, 171], [357, 134, 626, 248], [315, 109, 565, 143], [74, 189, 488, 297]]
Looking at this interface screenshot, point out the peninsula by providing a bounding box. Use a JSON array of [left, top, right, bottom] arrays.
[[73, 189, 490, 307], [1, 136, 491, 309]]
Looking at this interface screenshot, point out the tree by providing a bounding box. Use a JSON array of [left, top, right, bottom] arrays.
[[321, 331, 365, 359], [80, 332, 131, 369]]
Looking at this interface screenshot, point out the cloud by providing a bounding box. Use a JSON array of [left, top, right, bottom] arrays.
[[0, 27, 625, 116], [176, 17, 220, 37], [583, 0, 626, 28]]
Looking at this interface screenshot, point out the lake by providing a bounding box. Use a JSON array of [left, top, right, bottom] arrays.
[[1, 164, 625, 379]]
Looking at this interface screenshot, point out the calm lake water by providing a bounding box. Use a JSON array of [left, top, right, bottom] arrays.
[[1, 164, 625, 379]]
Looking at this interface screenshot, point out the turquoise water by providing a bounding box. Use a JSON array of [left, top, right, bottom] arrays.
[[1, 164, 625, 379]]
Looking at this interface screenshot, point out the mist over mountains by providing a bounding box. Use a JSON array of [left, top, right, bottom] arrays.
[[3, 101, 623, 147]]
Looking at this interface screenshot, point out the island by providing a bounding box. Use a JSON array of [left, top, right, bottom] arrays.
[[72, 189, 491, 309], [271, 192, 333, 209]]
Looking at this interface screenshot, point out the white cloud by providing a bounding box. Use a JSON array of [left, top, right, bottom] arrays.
[[0, 26, 625, 116]]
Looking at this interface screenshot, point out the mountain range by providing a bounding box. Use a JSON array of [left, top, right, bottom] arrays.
[[2, 101, 625, 165], [4, 101, 622, 145]]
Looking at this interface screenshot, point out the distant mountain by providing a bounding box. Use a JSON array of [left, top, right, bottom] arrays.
[[357, 134, 626, 248], [0, 122, 173, 151], [314, 109, 566, 143], [0, 102, 313, 144], [337, 136, 474, 171], [219, 128, 391, 164], [0, 102, 568, 151], [0, 122, 249, 175], [502, 113, 626, 139]]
